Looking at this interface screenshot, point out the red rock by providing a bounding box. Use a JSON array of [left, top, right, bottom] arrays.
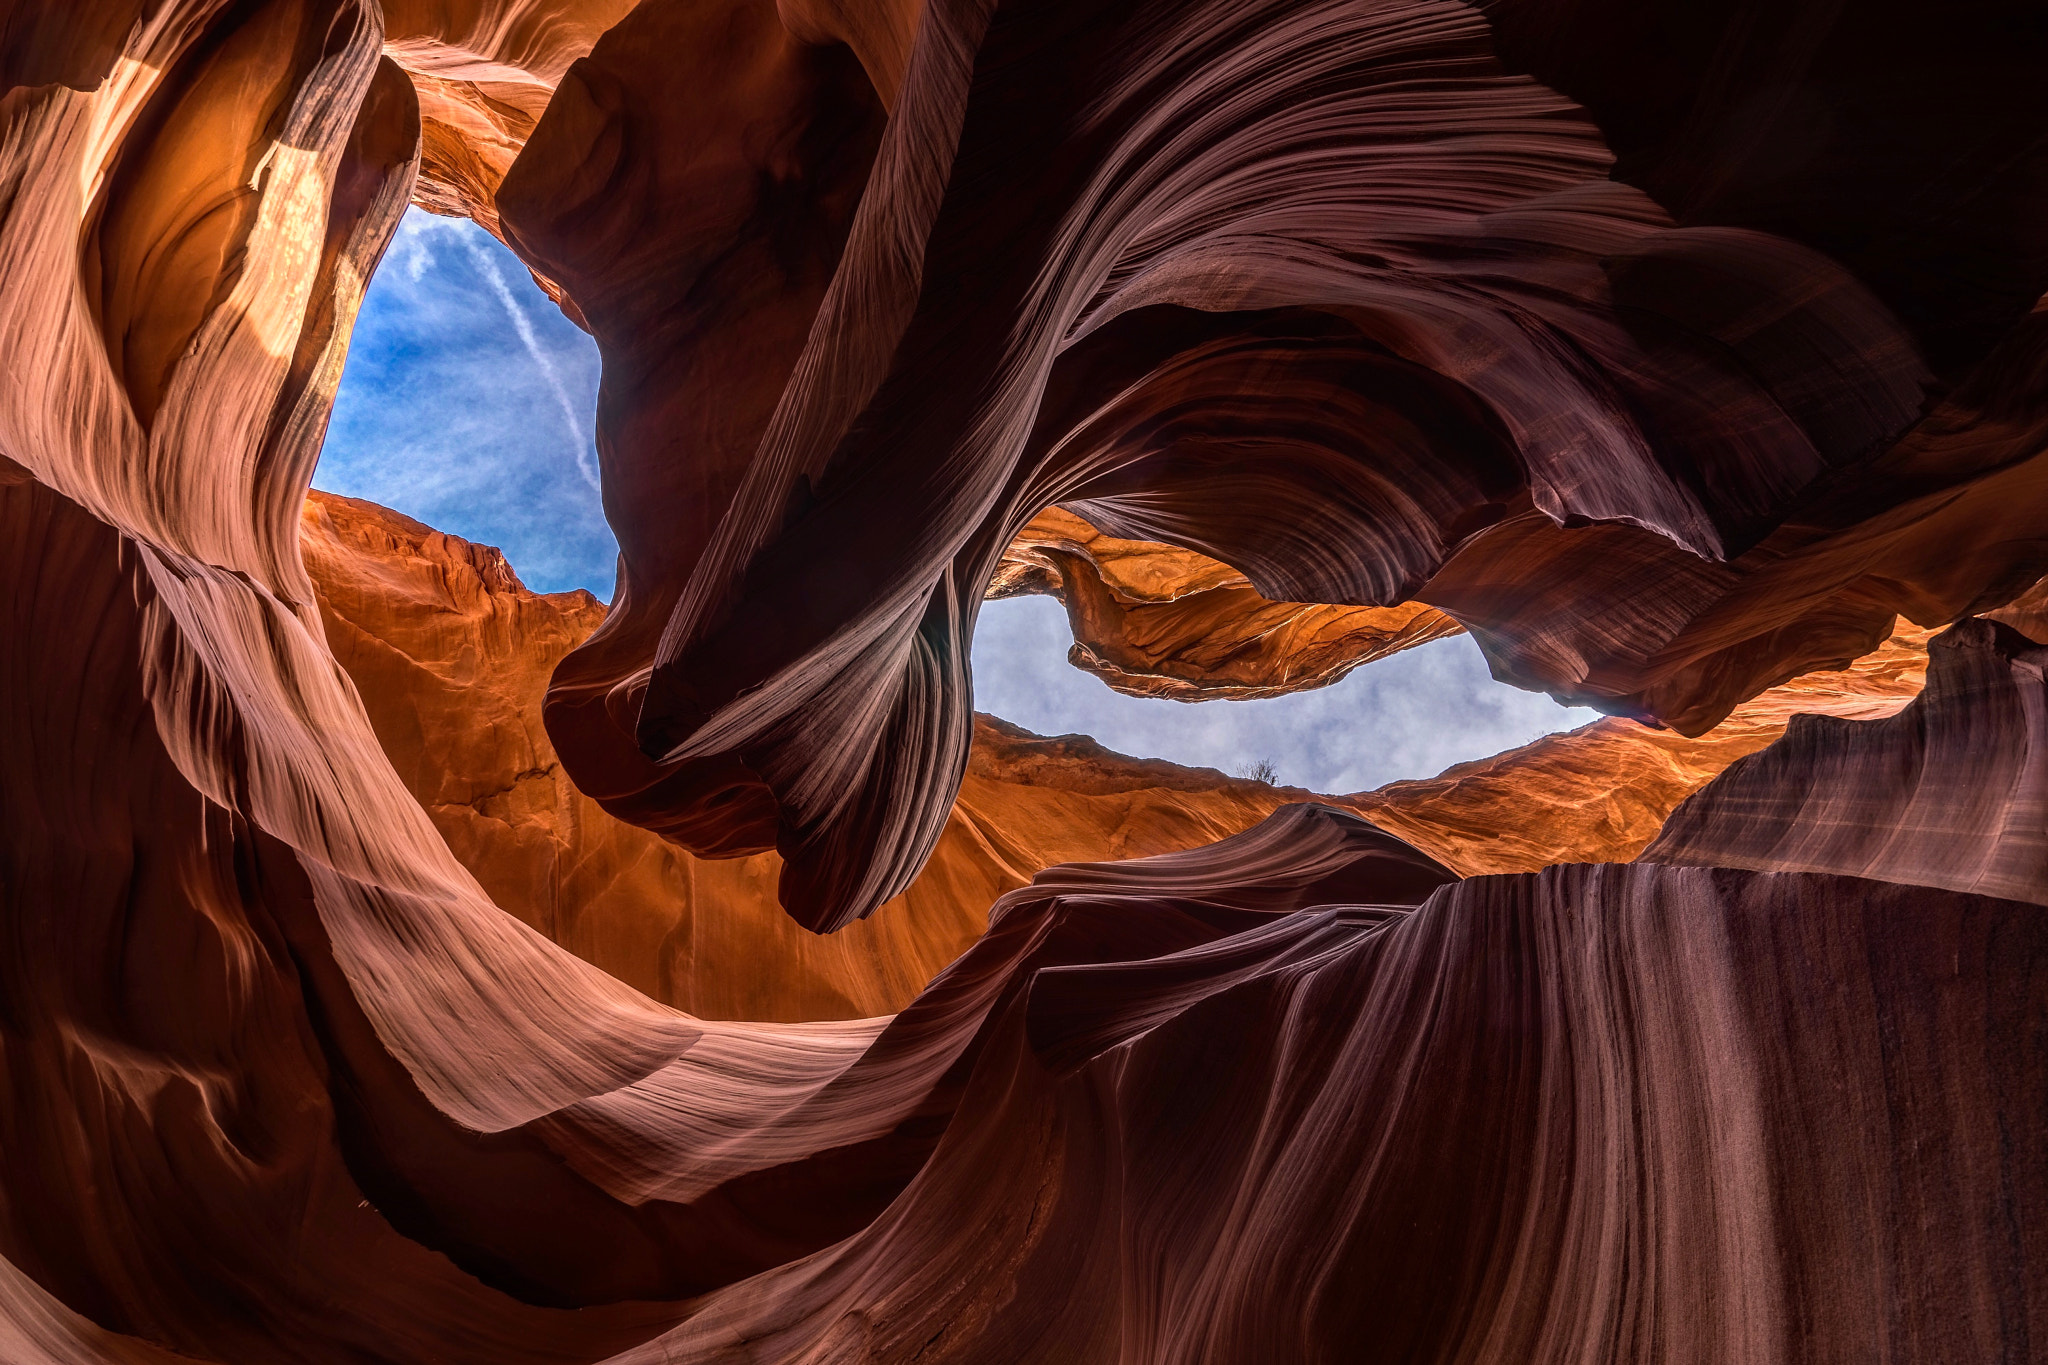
[[3, 0, 2046, 1360], [497, 0, 2048, 930], [303, 489, 1325, 1019], [307, 490, 1955, 1011], [1356, 623, 1936, 874], [1644, 617, 2048, 903], [995, 506, 1464, 699]]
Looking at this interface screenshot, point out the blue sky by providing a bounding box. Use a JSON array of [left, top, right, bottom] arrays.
[[316, 207, 1595, 794], [318, 209, 617, 595], [972, 596, 1594, 793]]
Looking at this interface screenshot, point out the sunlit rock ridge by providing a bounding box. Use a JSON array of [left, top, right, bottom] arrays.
[[1, 1, 2044, 1362]]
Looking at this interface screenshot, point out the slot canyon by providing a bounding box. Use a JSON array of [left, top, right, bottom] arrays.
[[0, 0, 2044, 1360]]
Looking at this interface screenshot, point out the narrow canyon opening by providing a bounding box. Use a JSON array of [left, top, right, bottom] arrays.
[[315, 208, 1595, 798]]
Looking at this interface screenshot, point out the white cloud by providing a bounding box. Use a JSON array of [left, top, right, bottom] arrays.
[[454, 231, 602, 492]]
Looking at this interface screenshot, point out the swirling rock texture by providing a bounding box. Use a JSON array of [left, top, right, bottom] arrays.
[[306, 485, 1956, 950], [306, 488, 1953, 1015], [992, 506, 1464, 699], [1644, 617, 2048, 904], [3, 0, 2047, 1363], [303, 488, 1315, 1018], [500, 0, 2048, 934], [380, 0, 637, 292], [1359, 621, 1939, 875]]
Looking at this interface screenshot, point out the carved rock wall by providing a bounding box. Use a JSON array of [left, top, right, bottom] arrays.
[[2, 0, 2045, 1361], [306, 489, 1955, 1013], [497, 0, 2048, 931], [993, 506, 1465, 699], [1644, 617, 2048, 904], [304, 489, 1310, 1019], [1358, 623, 1936, 874]]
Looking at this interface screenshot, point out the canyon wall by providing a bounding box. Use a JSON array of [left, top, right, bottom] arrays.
[[1, 0, 2044, 1362], [994, 505, 1465, 700], [307, 489, 1952, 1010], [305, 489, 1309, 1018], [1645, 617, 2048, 904], [496, 0, 2048, 933]]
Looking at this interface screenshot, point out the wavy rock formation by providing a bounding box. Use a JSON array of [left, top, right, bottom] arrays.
[[3, 0, 2046, 1362], [308, 485, 1953, 919], [494, 0, 2048, 931], [306, 490, 1954, 1012], [1644, 617, 2048, 904], [1359, 622, 1936, 874], [379, 0, 636, 291], [304, 489, 1315, 1018], [608, 853, 2042, 1365], [993, 506, 1463, 699]]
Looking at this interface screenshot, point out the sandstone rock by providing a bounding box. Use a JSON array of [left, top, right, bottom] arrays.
[[504, 0, 2048, 930], [1357, 623, 1935, 874], [1643, 617, 2048, 903], [305, 489, 1955, 1015], [608, 852, 2046, 1365], [994, 505, 1464, 699], [381, 0, 635, 283], [303, 489, 1325, 1018], [3, 0, 2046, 1361], [307, 487, 1954, 936]]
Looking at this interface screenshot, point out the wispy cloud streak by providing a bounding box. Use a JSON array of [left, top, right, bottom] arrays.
[[454, 233, 603, 491]]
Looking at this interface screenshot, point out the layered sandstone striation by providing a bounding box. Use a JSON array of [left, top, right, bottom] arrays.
[[993, 506, 1464, 699], [497, 0, 2048, 932], [1358, 624, 1937, 874], [1644, 617, 2048, 904], [304, 489, 1313, 1018], [309, 487, 1956, 957], [307, 489, 1954, 1013], [378, 0, 636, 286], [604, 842, 2042, 1365], [2, 0, 2046, 1362]]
